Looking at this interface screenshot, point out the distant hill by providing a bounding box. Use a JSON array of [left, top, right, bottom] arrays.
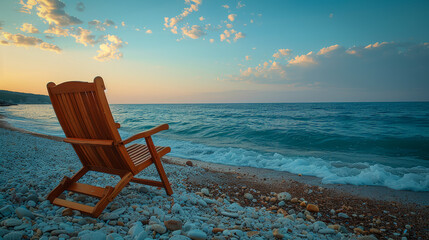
[[0, 90, 51, 106]]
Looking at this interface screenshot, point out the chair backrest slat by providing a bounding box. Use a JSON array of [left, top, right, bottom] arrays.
[[47, 77, 136, 173]]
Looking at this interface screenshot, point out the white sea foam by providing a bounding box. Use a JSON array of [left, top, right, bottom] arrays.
[[154, 137, 429, 192]]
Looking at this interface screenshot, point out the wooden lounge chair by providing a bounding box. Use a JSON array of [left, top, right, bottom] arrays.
[[46, 76, 173, 217]]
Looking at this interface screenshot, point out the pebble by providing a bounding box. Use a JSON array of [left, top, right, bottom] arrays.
[[307, 204, 319, 212], [221, 211, 239, 218], [277, 192, 292, 201], [319, 228, 336, 234], [244, 193, 253, 200], [170, 235, 192, 240], [3, 218, 22, 227], [3, 231, 24, 240], [370, 228, 381, 234], [187, 229, 207, 240], [186, 161, 193, 166], [338, 213, 349, 218], [212, 228, 224, 234], [201, 188, 210, 196], [61, 208, 73, 216], [273, 228, 284, 238], [165, 219, 183, 231], [15, 207, 35, 219], [0, 205, 14, 217], [152, 223, 167, 234], [291, 198, 299, 203]]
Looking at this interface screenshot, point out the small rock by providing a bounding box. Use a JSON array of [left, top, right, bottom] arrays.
[[405, 225, 411, 229], [247, 231, 259, 237], [273, 228, 284, 239], [291, 198, 299, 203], [319, 228, 336, 234], [201, 188, 209, 196], [27, 200, 36, 208], [165, 219, 183, 231], [244, 193, 253, 200], [107, 233, 124, 240], [152, 224, 166, 234], [170, 236, 192, 240], [277, 192, 291, 201], [3, 231, 24, 240], [186, 161, 193, 166], [3, 218, 22, 227], [300, 201, 307, 207], [187, 229, 207, 240], [328, 224, 340, 230], [338, 213, 349, 218], [0, 205, 14, 217], [102, 212, 119, 220], [307, 204, 319, 212], [221, 211, 238, 218], [62, 208, 73, 216], [354, 228, 365, 234], [15, 207, 35, 219], [212, 228, 224, 234], [370, 228, 381, 234], [278, 201, 285, 207], [357, 236, 378, 240]]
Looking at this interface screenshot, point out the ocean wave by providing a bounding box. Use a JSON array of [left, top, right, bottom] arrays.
[[154, 137, 429, 192]]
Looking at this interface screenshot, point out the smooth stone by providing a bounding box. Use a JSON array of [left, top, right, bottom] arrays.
[[244, 193, 253, 200], [79, 230, 106, 240], [0, 205, 14, 217], [338, 213, 349, 218], [357, 236, 378, 240], [102, 213, 120, 220], [307, 204, 319, 212], [201, 188, 210, 196], [128, 221, 144, 238], [3, 231, 24, 240], [220, 211, 239, 218], [107, 233, 124, 240], [165, 220, 183, 231], [187, 229, 207, 240], [15, 207, 35, 219], [27, 200, 36, 208], [319, 228, 336, 234], [3, 218, 22, 227], [277, 192, 291, 201], [170, 235, 192, 240], [135, 231, 148, 240], [278, 201, 285, 207], [0, 228, 10, 237], [152, 224, 167, 234]]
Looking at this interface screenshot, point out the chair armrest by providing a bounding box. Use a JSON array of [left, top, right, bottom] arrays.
[[64, 138, 114, 146], [121, 124, 169, 145]]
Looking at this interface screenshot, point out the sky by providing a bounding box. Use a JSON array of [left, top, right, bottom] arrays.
[[0, 0, 428, 103]]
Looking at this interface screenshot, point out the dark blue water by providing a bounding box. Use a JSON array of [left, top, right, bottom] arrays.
[[2, 102, 428, 191]]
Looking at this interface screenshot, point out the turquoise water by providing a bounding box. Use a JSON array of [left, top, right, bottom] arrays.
[[1, 102, 429, 191]]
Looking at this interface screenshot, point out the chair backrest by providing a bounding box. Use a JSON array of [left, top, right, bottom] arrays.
[[47, 77, 136, 173]]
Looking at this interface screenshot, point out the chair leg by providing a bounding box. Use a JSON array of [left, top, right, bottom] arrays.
[[47, 167, 89, 202], [92, 172, 133, 217], [145, 137, 173, 195]]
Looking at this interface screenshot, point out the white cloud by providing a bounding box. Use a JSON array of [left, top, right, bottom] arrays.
[[199, 16, 205, 21], [209, 39, 214, 43], [121, 21, 126, 27], [20, 0, 82, 27], [181, 25, 205, 39], [245, 55, 251, 60], [164, 0, 202, 34], [228, 14, 237, 22], [88, 19, 115, 31], [227, 42, 429, 100], [288, 51, 316, 65], [39, 41, 61, 52], [146, 29, 152, 34], [226, 24, 233, 28], [20, 23, 39, 33], [237, 1, 245, 8], [273, 48, 291, 58], [44, 24, 69, 36], [70, 27, 99, 46], [329, 13, 334, 18], [222, 5, 229, 9], [94, 35, 125, 62], [1, 31, 61, 53], [318, 44, 341, 55], [234, 32, 245, 41]]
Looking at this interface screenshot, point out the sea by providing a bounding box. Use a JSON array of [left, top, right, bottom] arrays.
[[1, 102, 428, 192]]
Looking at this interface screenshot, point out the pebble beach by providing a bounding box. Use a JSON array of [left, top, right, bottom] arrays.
[[0, 124, 428, 240]]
